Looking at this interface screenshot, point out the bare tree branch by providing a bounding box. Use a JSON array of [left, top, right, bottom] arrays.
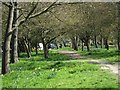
[[18, 1, 57, 26], [25, 2, 39, 21], [46, 31, 66, 45], [49, 11, 70, 26], [2, 2, 12, 7]]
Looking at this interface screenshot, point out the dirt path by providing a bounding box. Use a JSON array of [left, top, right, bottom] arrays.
[[58, 50, 119, 75]]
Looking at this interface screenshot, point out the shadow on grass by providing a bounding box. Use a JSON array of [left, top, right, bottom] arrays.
[[19, 51, 74, 62]]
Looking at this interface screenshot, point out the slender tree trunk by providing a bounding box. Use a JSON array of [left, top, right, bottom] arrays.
[[104, 38, 109, 50], [0, 2, 2, 68], [35, 40, 38, 55], [100, 35, 103, 48], [19, 40, 25, 52], [42, 39, 49, 58], [18, 40, 21, 57], [18, 45, 20, 57], [86, 42, 90, 51], [43, 45, 49, 58], [23, 39, 31, 58], [117, 2, 120, 51], [2, 5, 14, 74], [63, 40, 66, 47], [117, 35, 120, 51], [85, 38, 90, 51], [35, 43, 38, 55], [94, 35, 98, 48], [71, 36, 78, 51], [28, 39, 31, 56], [10, 2, 19, 63], [81, 40, 84, 51]]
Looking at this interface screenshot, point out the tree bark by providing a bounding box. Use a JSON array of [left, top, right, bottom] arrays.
[[35, 40, 38, 55], [63, 40, 66, 47], [71, 36, 78, 51], [19, 40, 25, 52], [85, 38, 90, 51], [86, 43, 90, 51], [2, 5, 14, 74], [10, 2, 19, 63], [117, 35, 120, 51], [28, 39, 31, 56], [23, 39, 31, 58], [94, 35, 98, 48], [104, 38, 109, 50], [117, 2, 120, 51], [81, 40, 84, 51], [100, 35, 103, 48], [42, 39, 49, 58]]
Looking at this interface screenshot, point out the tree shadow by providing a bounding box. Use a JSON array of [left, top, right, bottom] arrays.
[[19, 51, 75, 62]]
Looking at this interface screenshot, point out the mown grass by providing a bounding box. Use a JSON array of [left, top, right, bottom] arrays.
[[19, 50, 73, 62], [2, 61, 118, 88], [1, 50, 119, 88], [78, 47, 120, 64], [56, 47, 74, 51]]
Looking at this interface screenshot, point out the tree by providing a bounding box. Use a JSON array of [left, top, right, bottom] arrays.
[[10, 2, 19, 63], [2, 1, 57, 74], [2, 2, 14, 74]]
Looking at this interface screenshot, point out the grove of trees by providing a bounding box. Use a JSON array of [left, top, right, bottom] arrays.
[[1, 1, 120, 74]]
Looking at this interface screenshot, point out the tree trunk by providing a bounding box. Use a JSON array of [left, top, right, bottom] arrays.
[[23, 39, 31, 58], [81, 40, 84, 51], [86, 42, 90, 51], [18, 45, 20, 57], [100, 35, 103, 48], [10, 2, 19, 63], [104, 38, 109, 50], [42, 39, 49, 58], [19, 40, 25, 52], [71, 36, 78, 51], [94, 35, 98, 48], [117, 2, 120, 51], [63, 40, 66, 47], [85, 39, 90, 51], [35, 40, 38, 55], [43, 45, 49, 58], [28, 39, 31, 56], [2, 5, 14, 74], [117, 35, 120, 51]]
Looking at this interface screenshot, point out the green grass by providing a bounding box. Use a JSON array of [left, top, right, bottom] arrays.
[[56, 47, 74, 51], [19, 50, 73, 62], [78, 47, 120, 64], [1, 50, 118, 88], [2, 61, 118, 88]]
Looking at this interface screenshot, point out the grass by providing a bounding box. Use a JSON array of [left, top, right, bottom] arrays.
[[78, 47, 120, 64], [55, 47, 74, 51], [2, 61, 118, 88], [19, 50, 73, 62], [1, 49, 119, 88]]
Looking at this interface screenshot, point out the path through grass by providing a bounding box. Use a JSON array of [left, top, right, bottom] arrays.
[[1, 48, 119, 88]]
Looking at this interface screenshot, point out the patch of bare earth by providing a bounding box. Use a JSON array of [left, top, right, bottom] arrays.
[[58, 50, 119, 75]]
